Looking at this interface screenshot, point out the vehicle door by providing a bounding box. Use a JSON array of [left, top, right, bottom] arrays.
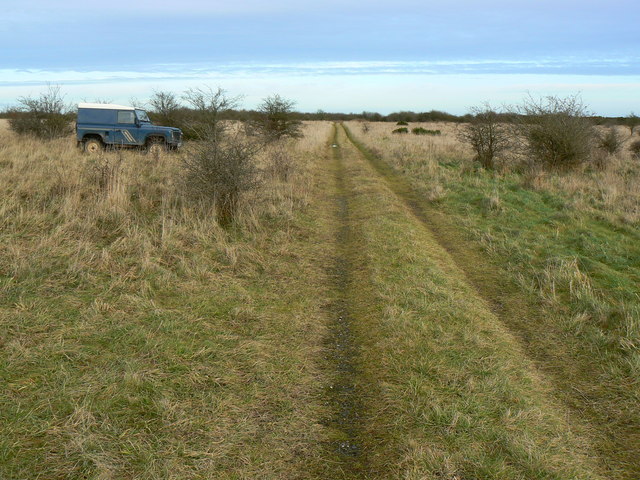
[[112, 110, 141, 146]]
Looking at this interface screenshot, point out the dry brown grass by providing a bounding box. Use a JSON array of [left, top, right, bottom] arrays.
[[2, 118, 637, 478], [0, 121, 344, 479], [351, 121, 466, 203], [349, 121, 640, 223]]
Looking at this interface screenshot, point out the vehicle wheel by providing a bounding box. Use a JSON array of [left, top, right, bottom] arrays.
[[147, 140, 167, 157], [84, 138, 103, 154]]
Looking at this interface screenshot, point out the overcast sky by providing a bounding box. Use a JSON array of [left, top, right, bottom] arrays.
[[1, 0, 639, 115]]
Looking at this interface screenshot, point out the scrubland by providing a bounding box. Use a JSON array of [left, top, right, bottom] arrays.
[[1, 117, 638, 479]]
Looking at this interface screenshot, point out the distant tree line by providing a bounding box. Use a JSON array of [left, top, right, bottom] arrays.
[[1, 87, 637, 133]]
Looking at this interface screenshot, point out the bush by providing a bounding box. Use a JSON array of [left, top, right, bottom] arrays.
[[250, 94, 302, 141], [392, 127, 409, 134], [515, 94, 595, 169], [148, 90, 181, 127], [181, 127, 261, 225], [412, 127, 441, 136], [457, 104, 510, 170], [182, 86, 241, 141], [8, 85, 73, 139], [396, 121, 409, 126], [630, 139, 640, 159], [598, 127, 624, 155]]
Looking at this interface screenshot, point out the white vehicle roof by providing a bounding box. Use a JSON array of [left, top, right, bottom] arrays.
[[77, 103, 136, 110]]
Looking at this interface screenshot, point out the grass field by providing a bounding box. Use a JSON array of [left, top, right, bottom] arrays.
[[0, 121, 342, 478], [0, 119, 638, 478], [344, 120, 640, 478]]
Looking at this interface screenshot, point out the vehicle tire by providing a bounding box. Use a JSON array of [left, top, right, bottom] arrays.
[[84, 138, 103, 154], [147, 140, 167, 157]]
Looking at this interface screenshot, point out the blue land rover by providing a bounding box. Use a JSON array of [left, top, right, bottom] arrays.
[[76, 103, 182, 154]]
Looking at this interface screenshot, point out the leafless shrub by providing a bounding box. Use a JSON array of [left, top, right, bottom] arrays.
[[457, 103, 510, 170], [128, 96, 146, 109], [84, 97, 113, 104], [597, 127, 624, 155], [8, 84, 73, 139], [361, 122, 370, 134], [249, 94, 302, 141], [181, 127, 261, 225], [149, 90, 181, 127], [182, 86, 241, 141], [514, 94, 595, 169]]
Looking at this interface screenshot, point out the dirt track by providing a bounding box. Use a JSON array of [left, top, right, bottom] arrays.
[[341, 123, 640, 479], [314, 123, 623, 479]]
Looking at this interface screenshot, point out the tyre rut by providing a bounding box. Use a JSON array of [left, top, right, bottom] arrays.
[[321, 124, 368, 477]]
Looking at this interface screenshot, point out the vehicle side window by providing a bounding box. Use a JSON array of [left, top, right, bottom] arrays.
[[117, 111, 135, 124]]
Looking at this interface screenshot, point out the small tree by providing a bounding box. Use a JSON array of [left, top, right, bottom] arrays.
[[597, 127, 624, 155], [8, 84, 72, 139], [457, 103, 510, 170], [182, 86, 241, 141], [251, 94, 302, 141], [514, 94, 595, 169], [182, 126, 261, 225], [128, 97, 146, 109], [149, 90, 181, 127], [178, 87, 260, 224]]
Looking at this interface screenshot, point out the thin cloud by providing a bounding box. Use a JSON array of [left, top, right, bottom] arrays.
[[0, 57, 637, 88]]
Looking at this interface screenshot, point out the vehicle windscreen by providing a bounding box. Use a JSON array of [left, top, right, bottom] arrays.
[[135, 110, 151, 123]]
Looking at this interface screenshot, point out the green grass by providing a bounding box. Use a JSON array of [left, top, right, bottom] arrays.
[[330, 124, 605, 479], [2, 122, 636, 479], [344, 122, 640, 479], [0, 129, 338, 479]]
